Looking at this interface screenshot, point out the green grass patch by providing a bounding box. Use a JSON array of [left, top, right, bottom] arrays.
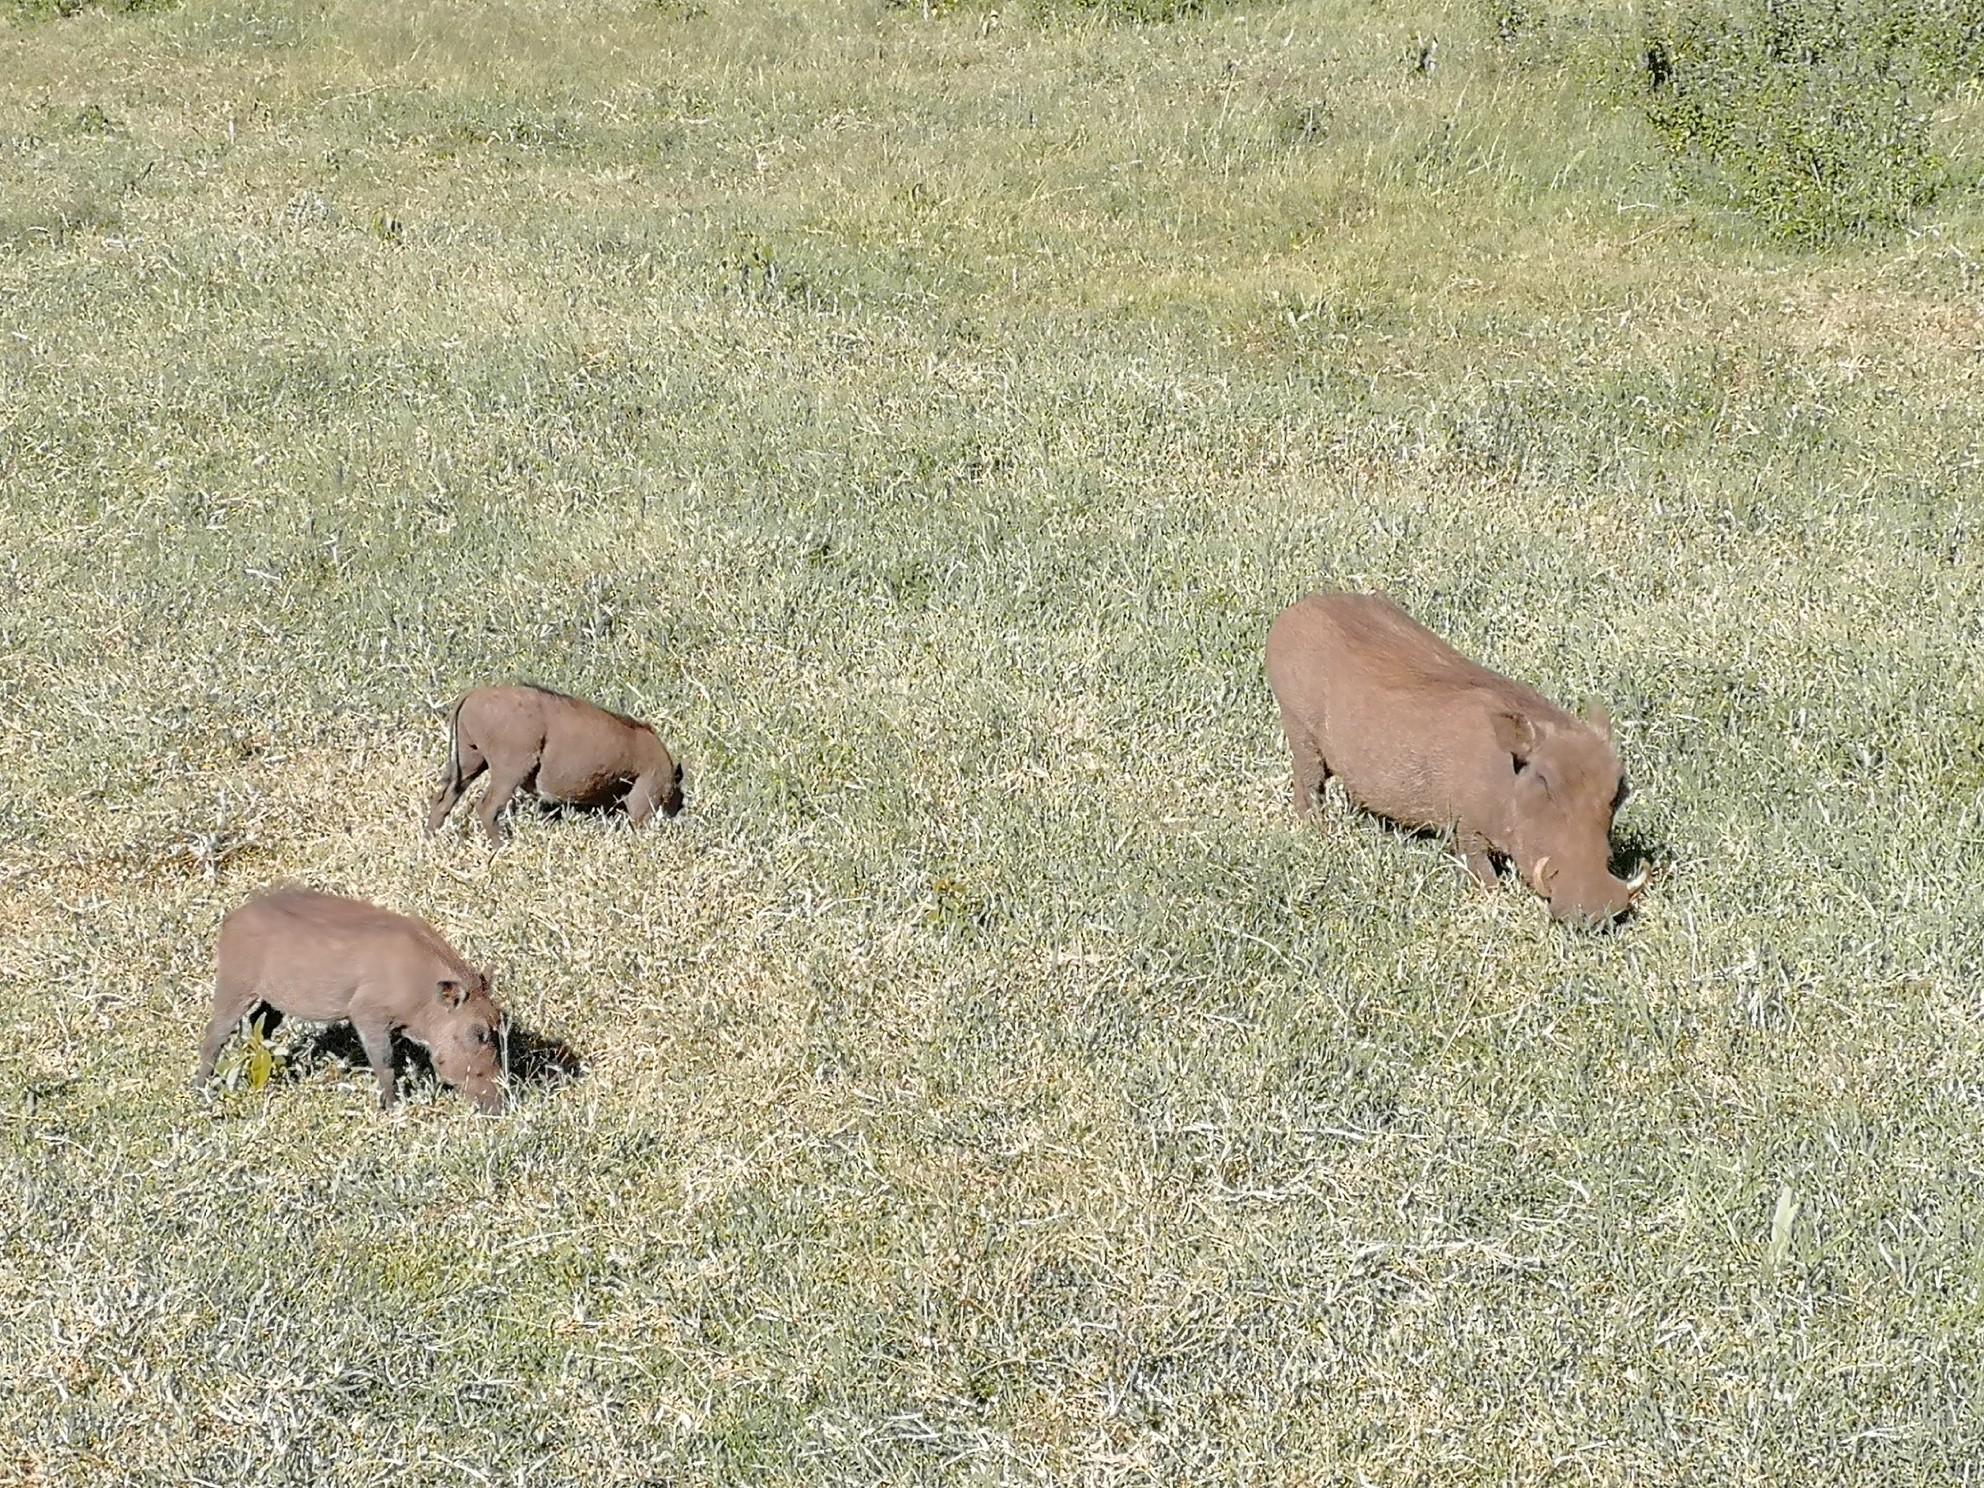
[[4, 0, 1984, 1480]]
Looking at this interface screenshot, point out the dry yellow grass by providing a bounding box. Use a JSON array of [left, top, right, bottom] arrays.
[[4, 0, 1984, 1481]]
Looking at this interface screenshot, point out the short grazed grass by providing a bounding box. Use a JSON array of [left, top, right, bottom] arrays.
[[3, 0, 1984, 1480]]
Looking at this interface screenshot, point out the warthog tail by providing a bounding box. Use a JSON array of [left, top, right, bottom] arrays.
[[439, 695, 467, 797]]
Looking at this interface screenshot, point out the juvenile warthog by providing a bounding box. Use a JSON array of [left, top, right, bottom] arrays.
[[195, 888, 508, 1112], [427, 684, 684, 843], [1266, 592, 1646, 927]]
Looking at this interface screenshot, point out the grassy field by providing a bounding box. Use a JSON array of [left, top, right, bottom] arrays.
[[4, 0, 1984, 1480]]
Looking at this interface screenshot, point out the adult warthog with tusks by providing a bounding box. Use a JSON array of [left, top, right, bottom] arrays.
[[1266, 592, 1647, 927]]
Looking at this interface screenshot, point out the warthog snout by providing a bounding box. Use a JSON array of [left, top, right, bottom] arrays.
[[1537, 856, 1650, 928]]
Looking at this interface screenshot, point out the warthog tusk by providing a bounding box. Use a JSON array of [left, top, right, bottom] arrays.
[[1625, 865, 1650, 895], [1533, 855, 1551, 882]]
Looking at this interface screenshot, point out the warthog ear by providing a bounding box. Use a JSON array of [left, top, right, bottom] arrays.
[[1492, 711, 1537, 770], [1586, 701, 1612, 742], [437, 979, 469, 1008]]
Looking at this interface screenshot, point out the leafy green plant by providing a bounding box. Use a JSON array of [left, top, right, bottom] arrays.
[[1640, 0, 1973, 239], [2, 0, 176, 20]]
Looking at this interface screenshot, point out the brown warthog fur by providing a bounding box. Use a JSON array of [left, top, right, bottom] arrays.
[[1266, 592, 1643, 927], [195, 889, 508, 1112], [426, 684, 684, 844]]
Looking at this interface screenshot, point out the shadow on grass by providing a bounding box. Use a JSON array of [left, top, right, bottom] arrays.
[[1342, 813, 1668, 931], [435, 791, 688, 840], [1609, 829, 1665, 884], [246, 1012, 587, 1107], [533, 796, 673, 829]]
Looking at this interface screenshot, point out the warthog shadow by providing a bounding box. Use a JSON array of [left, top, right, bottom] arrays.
[[457, 792, 678, 838], [534, 796, 645, 828], [1348, 808, 1666, 928], [1604, 829, 1667, 927], [247, 1012, 587, 1104], [1609, 829, 1663, 882]]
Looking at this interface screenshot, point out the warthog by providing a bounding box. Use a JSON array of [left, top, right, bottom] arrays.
[[1266, 592, 1646, 926], [195, 888, 508, 1112], [426, 684, 684, 844]]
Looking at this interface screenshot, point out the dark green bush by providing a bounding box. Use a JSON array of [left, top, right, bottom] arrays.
[[3, 0, 176, 19], [1640, 0, 1982, 239]]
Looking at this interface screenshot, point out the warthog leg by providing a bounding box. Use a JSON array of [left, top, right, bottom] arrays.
[[427, 739, 489, 835], [194, 1012, 235, 1090], [624, 770, 675, 826], [1455, 830, 1498, 889], [474, 762, 536, 844], [355, 1020, 399, 1108], [1280, 712, 1328, 819], [194, 972, 265, 1089]]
